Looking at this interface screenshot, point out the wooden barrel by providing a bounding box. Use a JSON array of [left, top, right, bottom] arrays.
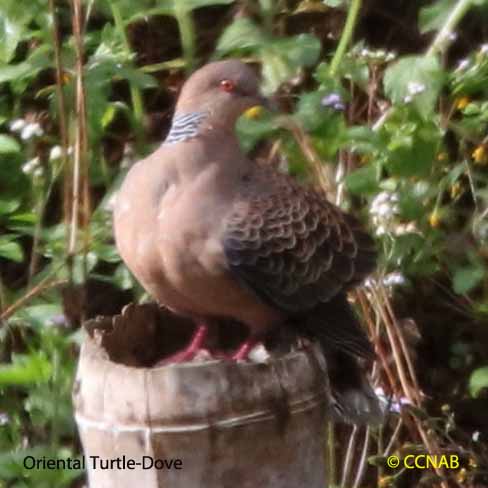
[[73, 304, 329, 488]]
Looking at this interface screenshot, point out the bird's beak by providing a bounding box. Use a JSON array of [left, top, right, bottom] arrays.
[[243, 95, 277, 120]]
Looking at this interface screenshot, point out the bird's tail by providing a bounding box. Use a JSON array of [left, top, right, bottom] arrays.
[[325, 349, 383, 425], [293, 293, 383, 425]]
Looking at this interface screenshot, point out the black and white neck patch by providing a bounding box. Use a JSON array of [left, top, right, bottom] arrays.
[[164, 111, 208, 145]]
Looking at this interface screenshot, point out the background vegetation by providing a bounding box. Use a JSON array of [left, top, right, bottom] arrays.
[[0, 0, 488, 486]]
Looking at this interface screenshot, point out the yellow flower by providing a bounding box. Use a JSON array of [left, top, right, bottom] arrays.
[[437, 152, 448, 161], [243, 105, 264, 120], [450, 182, 462, 199], [429, 210, 441, 228], [379, 476, 393, 487], [472, 145, 487, 165], [360, 155, 370, 165], [441, 403, 451, 413], [469, 457, 478, 468], [61, 71, 71, 85], [457, 468, 467, 483], [455, 96, 470, 110]]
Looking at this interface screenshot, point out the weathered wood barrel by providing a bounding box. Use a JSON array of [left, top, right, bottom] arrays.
[[73, 303, 329, 488]]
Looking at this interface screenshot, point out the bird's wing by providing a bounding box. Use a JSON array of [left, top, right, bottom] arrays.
[[223, 165, 376, 356]]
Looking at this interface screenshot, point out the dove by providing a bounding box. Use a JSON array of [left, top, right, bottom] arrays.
[[113, 59, 381, 424]]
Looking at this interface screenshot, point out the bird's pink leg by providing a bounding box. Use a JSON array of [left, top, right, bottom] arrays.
[[160, 324, 208, 364], [231, 336, 259, 361]]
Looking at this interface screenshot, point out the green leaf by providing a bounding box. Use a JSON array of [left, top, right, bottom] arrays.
[[387, 134, 437, 177], [383, 55, 445, 119], [127, 0, 234, 22], [469, 366, 488, 398], [323, 0, 346, 7], [216, 18, 266, 54], [295, 91, 333, 131], [101, 104, 117, 129], [0, 134, 20, 154], [0, 45, 51, 84], [178, 0, 235, 10], [0, 238, 23, 262], [113, 263, 135, 290], [346, 165, 379, 195], [418, 0, 455, 34], [261, 34, 321, 93], [0, 15, 24, 63], [236, 112, 277, 152], [0, 198, 20, 214], [344, 126, 384, 153], [0, 352, 52, 386], [453, 265, 484, 294], [217, 20, 320, 93], [15, 304, 62, 328], [0, 0, 38, 63], [279, 34, 321, 68]]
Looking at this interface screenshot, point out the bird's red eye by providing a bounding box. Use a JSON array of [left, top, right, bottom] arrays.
[[220, 79, 235, 92]]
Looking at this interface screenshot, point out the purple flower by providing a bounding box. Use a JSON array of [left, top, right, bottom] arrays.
[[321, 93, 345, 111]]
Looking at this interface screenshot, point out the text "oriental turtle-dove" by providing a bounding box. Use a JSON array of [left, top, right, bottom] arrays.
[[113, 59, 382, 424]]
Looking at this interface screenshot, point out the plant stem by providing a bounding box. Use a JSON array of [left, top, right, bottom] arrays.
[[48, 0, 72, 252], [374, 0, 475, 131], [175, 5, 196, 73], [110, 2, 145, 147], [327, 421, 336, 487], [329, 0, 362, 77], [426, 0, 474, 57]]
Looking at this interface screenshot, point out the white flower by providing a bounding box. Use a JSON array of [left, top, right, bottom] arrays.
[[50, 145, 63, 160], [370, 192, 400, 219], [49, 145, 72, 160], [376, 202, 398, 218], [407, 81, 426, 96], [370, 191, 391, 210], [22, 157, 40, 174], [21, 122, 43, 140], [370, 191, 413, 238], [447, 31, 458, 41], [481, 44, 488, 55], [0, 412, 9, 426], [374, 387, 411, 414], [456, 58, 470, 71], [472, 431, 480, 442], [363, 277, 376, 289], [363, 273, 407, 290], [383, 272, 406, 287], [9, 118, 27, 132], [393, 222, 418, 236]]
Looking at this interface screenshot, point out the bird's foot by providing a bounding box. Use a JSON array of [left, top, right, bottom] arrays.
[[230, 337, 260, 361], [157, 324, 209, 365]]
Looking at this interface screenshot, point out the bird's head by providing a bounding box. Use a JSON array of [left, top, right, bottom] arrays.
[[174, 60, 269, 128]]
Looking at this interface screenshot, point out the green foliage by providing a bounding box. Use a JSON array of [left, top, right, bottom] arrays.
[[1, 0, 488, 486], [0, 134, 20, 153], [383, 55, 445, 119], [216, 18, 321, 93], [418, 0, 457, 34], [469, 365, 488, 397]]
